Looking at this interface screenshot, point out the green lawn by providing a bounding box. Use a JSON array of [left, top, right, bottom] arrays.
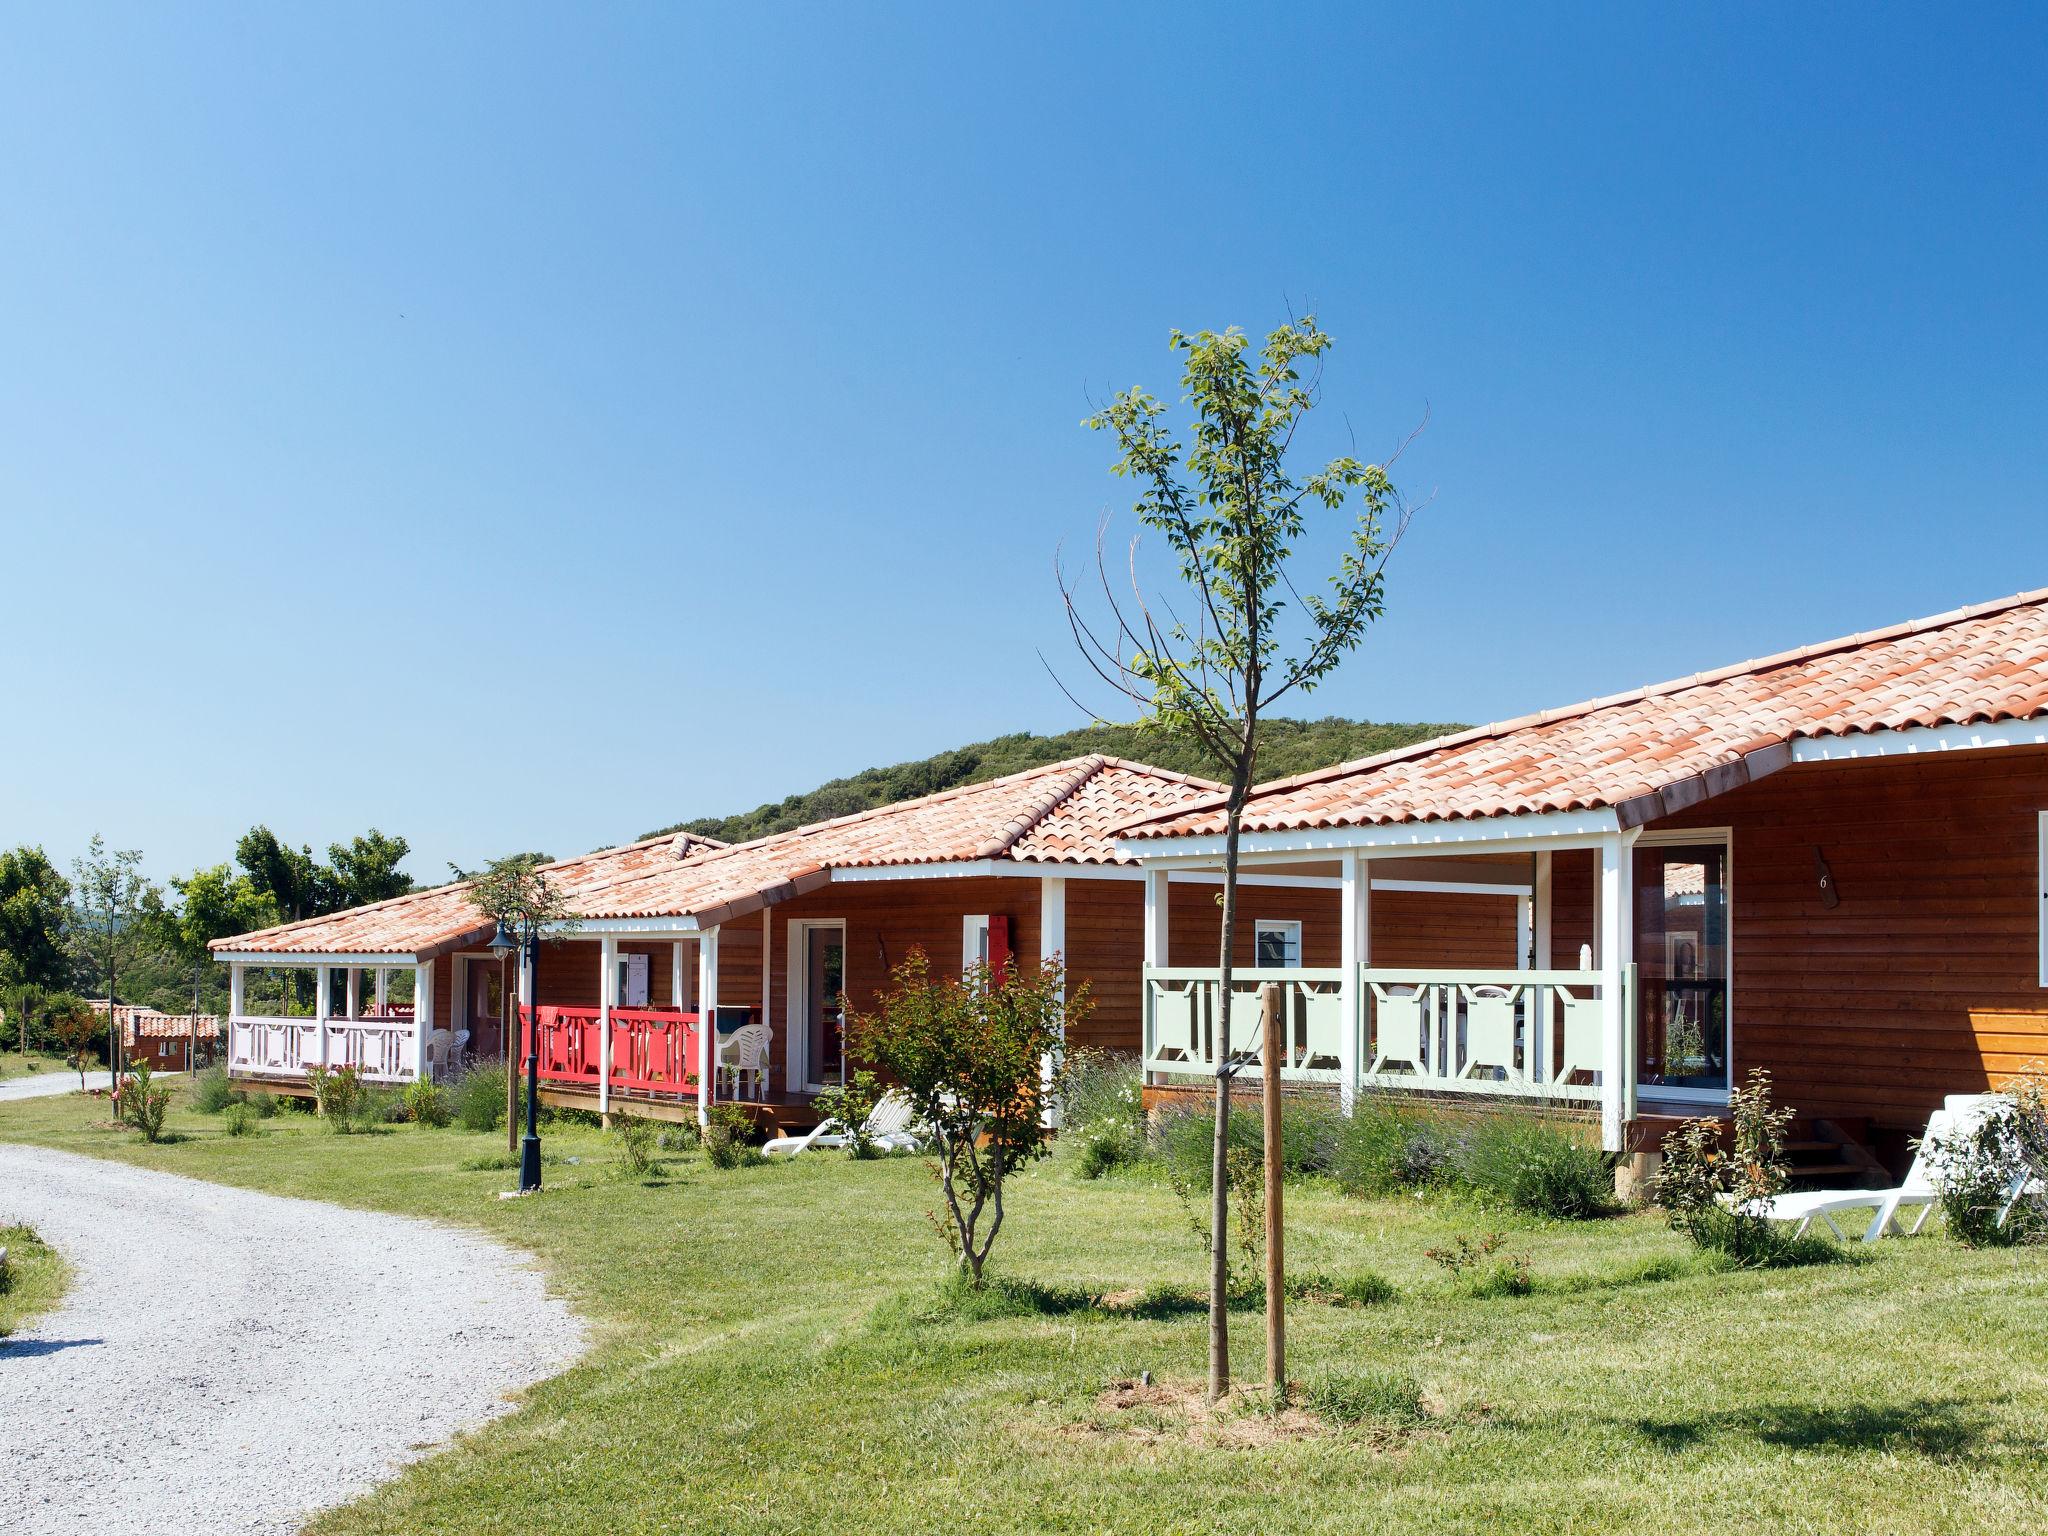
[[0, 1049, 79, 1081], [0, 1220, 67, 1337], [4, 1088, 2047, 1535]]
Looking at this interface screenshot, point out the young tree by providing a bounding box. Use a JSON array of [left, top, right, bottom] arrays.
[[2, 981, 45, 1056], [1060, 317, 1413, 1398], [467, 855, 579, 1164], [0, 845, 72, 1007], [152, 865, 280, 1015], [234, 827, 326, 922], [70, 835, 158, 1078], [49, 993, 99, 1089], [845, 950, 1086, 1286]]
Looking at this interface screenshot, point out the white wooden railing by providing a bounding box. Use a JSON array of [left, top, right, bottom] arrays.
[[1360, 967, 1615, 1104], [1144, 967, 1348, 1083], [1142, 964, 1629, 1108], [227, 1015, 418, 1083]]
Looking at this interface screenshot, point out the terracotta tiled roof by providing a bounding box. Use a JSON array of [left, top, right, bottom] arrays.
[[1125, 588, 2048, 842], [213, 757, 1218, 955]]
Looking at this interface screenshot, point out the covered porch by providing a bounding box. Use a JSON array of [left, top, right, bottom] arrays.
[[1135, 827, 1664, 1151]]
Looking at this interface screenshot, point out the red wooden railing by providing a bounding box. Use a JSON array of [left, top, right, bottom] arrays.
[[521, 1005, 703, 1099]]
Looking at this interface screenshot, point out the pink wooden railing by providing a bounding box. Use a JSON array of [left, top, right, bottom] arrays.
[[521, 1005, 703, 1099]]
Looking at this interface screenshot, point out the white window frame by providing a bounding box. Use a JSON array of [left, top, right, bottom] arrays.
[[1253, 919, 1303, 969], [2037, 811, 2047, 989], [615, 950, 650, 1008], [963, 914, 992, 974]]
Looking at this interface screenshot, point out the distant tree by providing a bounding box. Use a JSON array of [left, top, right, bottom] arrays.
[[2, 981, 44, 1055], [1059, 317, 1413, 1399], [235, 827, 326, 922], [327, 829, 413, 908], [151, 865, 279, 1014], [69, 835, 158, 1076], [49, 993, 98, 1089], [447, 852, 555, 883], [0, 845, 72, 998], [845, 950, 1084, 1286]]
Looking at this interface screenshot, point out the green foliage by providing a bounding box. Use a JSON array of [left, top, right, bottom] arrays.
[[811, 1069, 886, 1158], [0, 845, 72, 996], [703, 1104, 763, 1169], [223, 1101, 261, 1137], [1153, 1099, 1338, 1190], [189, 1065, 242, 1114], [1657, 1069, 1800, 1265], [245, 1090, 279, 1119], [452, 1062, 515, 1133], [847, 950, 1084, 1284], [49, 995, 100, 1086], [1058, 1049, 1145, 1178], [611, 1107, 659, 1179], [641, 719, 1459, 844], [403, 1078, 453, 1129], [1456, 1109, 1616, 1219], [304, 1062, 367, 1132], [1425, 1231, 1533, 1297], [68, 834, 156, 1064], [148, 864, 278, 1011], [1921, 1078, 2048, 1247], [119, 1057, 172, 1143], [1331, 1094, 1458, 1195], [1303, 1369, 1426, 1426]]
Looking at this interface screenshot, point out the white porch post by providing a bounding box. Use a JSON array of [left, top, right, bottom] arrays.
[[374, 966, 389, 1015], [671, 940, 686, 1013], [761, 908, 773, 1067], [1531, 851, 1554, 1081], [1040, 876, 1067, 1125], [1339, 851, 1370, 1115], [412, 961, 432, 1081], [598, 936, 617, 1117], [1141, 867, 1169, 1079], [697, 928, 720, 1125], [228, 963, 245, 1067], [1598, 833, 1633, 1152], [314, 964, 332, 1068], [345, 967, 361, 1020]]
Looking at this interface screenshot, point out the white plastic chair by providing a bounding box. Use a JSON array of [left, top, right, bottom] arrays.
[[763, 1091, 923, 1156], [716, 1023, 771, 1100]]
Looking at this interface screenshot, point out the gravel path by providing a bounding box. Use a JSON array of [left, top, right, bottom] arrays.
[[0, 1071, 112, 1102], [0, 1144, 586, 1535]]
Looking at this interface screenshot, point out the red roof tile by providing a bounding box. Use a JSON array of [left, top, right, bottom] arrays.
[[1126, 588, 2048, 841], [214, 758, 1218, 956]]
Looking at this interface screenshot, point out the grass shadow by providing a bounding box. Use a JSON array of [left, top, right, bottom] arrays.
[[1629, 1397, 2015, 1461]]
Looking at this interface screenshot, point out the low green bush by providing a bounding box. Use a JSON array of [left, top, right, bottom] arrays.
[[451, 1062, 517, 1134], [703, 1104, 763, 1169], [404, 1079, 453, 1129], [189, 1066, 242, 1115], [1154, 1098, 1338, 1190], [246, 1091, 280, 1119], [121, 1060, 173, 1144], [223, 1101, 261, 1137], [1456, 1108, 1615, 1219], [1331, 1094, 1459, 1195], [1060, 1051, 1146, 1178], [1302, 1369, 1426, 1426], [612, 1108, 658, 1179]]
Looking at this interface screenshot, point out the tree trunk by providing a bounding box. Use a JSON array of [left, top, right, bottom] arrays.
[[1209, 748, 1255, 1403]]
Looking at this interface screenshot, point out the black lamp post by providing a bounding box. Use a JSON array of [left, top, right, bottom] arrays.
[[491, 922, 544, 1194]]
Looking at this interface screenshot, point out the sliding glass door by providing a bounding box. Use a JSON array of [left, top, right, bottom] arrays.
[[1633, 836, 1731, 1098]]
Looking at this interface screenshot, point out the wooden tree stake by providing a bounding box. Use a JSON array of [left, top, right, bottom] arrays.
[[1261, 981, 1285, 1401]]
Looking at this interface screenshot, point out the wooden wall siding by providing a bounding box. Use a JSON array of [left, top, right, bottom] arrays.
[[1373, 889, 1519, 969], [1547, 849, 1596, 971], [1062, 879, 1144, 1055], [1166, 883, 1342, 969], [432, 955, 455, 1032], [1654, 747, 2048, 1128]]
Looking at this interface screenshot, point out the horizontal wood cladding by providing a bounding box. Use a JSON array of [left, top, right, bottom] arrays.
[[1655, 747, 2048, 1128], [1374, 889, 1519, 970]]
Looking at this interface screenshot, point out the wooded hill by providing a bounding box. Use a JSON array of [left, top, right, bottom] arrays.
[[643, 717, 1463, 845]]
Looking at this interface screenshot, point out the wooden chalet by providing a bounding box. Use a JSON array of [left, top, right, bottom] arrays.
[[1120, 589, 2048, 1184], [209, 755, 1520, 1130]]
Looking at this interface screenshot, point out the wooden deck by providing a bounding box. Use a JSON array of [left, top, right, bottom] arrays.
[[537, 1083, 825, 1133]]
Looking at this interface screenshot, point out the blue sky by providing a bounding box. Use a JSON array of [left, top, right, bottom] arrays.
[[4, 3, 2045, 885]]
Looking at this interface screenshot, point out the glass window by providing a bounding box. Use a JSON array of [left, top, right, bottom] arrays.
[[1634, 841, 1730, 1093], [1254, 920, 1303, 968]]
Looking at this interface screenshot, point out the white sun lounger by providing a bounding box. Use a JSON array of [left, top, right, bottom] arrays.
[[1739, 1095, 2016, 1243], [762, 1090, 923, 1157]]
